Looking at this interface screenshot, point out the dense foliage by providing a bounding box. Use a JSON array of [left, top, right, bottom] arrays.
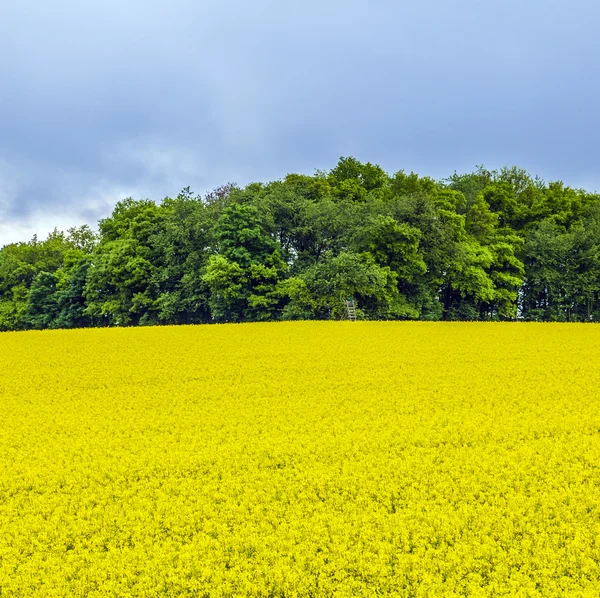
[[3, 158, 600, 330]]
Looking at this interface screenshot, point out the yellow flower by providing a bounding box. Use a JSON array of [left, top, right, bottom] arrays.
[[1, 321, 600, 596]]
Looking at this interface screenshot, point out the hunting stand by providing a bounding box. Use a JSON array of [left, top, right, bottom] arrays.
[[344, 297, 357, 321]]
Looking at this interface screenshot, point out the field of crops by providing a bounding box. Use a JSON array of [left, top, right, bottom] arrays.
[[1, 322, 600, 596]]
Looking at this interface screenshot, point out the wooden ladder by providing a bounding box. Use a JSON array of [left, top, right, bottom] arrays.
[[344, 298, 357, 321]]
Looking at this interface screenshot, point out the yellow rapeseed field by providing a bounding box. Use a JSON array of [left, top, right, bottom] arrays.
[[2, 322, 600, 597]]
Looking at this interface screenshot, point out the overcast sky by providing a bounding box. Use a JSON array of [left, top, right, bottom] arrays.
[[1, 0, 599, 246]]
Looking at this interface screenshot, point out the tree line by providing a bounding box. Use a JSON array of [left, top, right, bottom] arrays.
[[2, 157, 600, 330]]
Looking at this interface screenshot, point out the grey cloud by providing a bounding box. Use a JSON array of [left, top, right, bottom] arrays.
[[1, 0, 600, 245]]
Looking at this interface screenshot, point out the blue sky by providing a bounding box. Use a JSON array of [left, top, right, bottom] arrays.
[[1, 0, 599, 245]]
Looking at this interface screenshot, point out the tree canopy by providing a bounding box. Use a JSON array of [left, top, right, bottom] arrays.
[[2, 157, 600, 330]]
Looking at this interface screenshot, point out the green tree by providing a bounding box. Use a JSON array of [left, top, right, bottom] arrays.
[[202, 203, 287, 322], [2, 158, 600, 330], [0, 230, 75, 330], [153, 190, 214, 324], [281, 251, 416, 320], [25, 271, 59, 329], [84, 199, 167, 326]]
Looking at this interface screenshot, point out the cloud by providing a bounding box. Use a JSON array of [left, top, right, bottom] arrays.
[[1, 0, 600, 246]]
